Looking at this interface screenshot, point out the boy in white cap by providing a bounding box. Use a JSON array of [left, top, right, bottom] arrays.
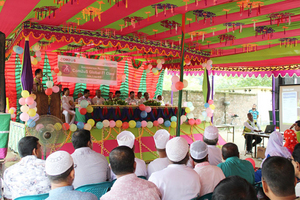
[[203, 126, 222, 165], [190, 140, 225, 197], [147, 129, 170, 178], [45, 151, 97, 200], [111, 131, 147, 180], [149, 137, 201, 200]]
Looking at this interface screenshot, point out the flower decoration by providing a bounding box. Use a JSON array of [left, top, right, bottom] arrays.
[[160, 20, 181, 34]]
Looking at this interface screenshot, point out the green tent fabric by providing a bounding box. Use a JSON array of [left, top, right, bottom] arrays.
[[42, 53, 53, 83], [0, 113, 11, 159], [154, 69, 165, 98], [73, 83, 86, 101], [202, 68, 208, 102], [120, 60, 129, 100], [100, 85, 110, 99], [15, 55, 22, 122], [138, 70, 147, 94]]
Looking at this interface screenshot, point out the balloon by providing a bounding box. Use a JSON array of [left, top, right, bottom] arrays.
[[21, 105, 29, 113], [157, 59, 161, 64], [187, 113, 194, 119], [206, 107, 212, 114], [153, 121, 159, 127], [148, 64, 153, 70], [145, 106, 152, 113], [116, 120, 123, 128], [25, 97, 34, 105], [202, 63, 207, 68], [187, 102, 193, 107], [129, 120, 136, 128], [54, 123, 62, 131], [189, 119, 195, 125], [28, 109, 36, 117], [10, 107, 16, 112], [209, 104, 215, 110], [29, 94, 36, 100], [152, 68, 158, 74], [45, 88, 53, 96], [202, 111, 207, 118], [138, 104, 146, 111], [80, 100, 89, 108], [16, 47, 24, 54], [185, 107, 191, 113], [96, 122, 103, 129], [62, 123, 69, 130], [84, 123, 92, 131], [146, 69, 150, 73], [171, 84, 178, 92], [195, 119, 202, 125], [19, 98, 26, 105], [35, 57, 42, 62], [245, 158, 256, 169], [156, 63, 162, 70], [189, 106, 195, 111], [164, 120, 171, 127], [158, 118, 164, 124], [207, 59, 213, 65], [27, 119, 36, 128], [79, 108, 87, 115], [57, 71, 62, 76], [35, 51, 41, 57], [33, 44, 41, 51], [36, 124, 44, 131], [51, 70, 56, 76], [70, 124, 77, 132], [140, 111, 147, 118], [46, 81, 54, 88], [181, 115, 187, 122], [8, 109, 14, 114], [171, 116, 177, 122], [86, 106, 94, 113], [20, 113, 29, 122], [13, 45, 19, 53], [206, 65, 212, 70], [207, 112, 213, 117], [175, 81, 184, 90], [103, 120, 110, 128], [161, 59, 165, 64], [109, 120, 116, 128], [147, 121, 153, 128], [171, 121, 177, 128], [205, 116, 211, 122], [21, 90, 30, 98], [136, 121, 142, 128], [29, 101, 37, 109], [208, 100, 214, 105], [141, 120, 147, 128], [52, 86, 60, 93], [122, 122, 129, 129], [183, 80, 188, 88], [87, 119, 95, 127], [54, 68, 60, 73], [33, 107, 37, 112], [171, 76, 179, 83], [32, 59, 38, 65], [204, 103, 210, 108]]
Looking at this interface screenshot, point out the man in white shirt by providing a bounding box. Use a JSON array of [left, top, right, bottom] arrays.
[[111, 131, 147, 180], [244, 113, 262, 153], [92, 89, 105, 105], [125, 91, 139, 105], [78, 89, 92, 104], [203, 126, 222, 166], [149, 137, 201, 200], [190, 140, 225, 197], [71, 129, 110, 189], [147, 129, 170, 178], [136, 92, 143, 105], [3, 136, 51, 199], [141, 92, 151, 104], [62, 88, 75, 124]]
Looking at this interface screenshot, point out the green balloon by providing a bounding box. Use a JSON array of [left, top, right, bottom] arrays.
[[80, 100, 89, 108], [96, 122, 103, 129]]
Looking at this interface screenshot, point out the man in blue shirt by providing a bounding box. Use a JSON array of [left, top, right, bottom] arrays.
[[249, 104, 259, 120]]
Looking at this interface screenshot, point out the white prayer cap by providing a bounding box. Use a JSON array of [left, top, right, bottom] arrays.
[[117, 131, 135, 148], [46, 151, 73, 176], [166, 137, 189, 162], [190, 141, 208, 160], [154, 129, 170, 149], [204, 126, 219, 140]]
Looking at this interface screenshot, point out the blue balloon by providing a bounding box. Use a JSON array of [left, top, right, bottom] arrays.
[[164, 120, 171, 127], [136, 121, 142, 128], [16, 47, 24, 54], [171, 116, 177, 122], [187, 102, 193, 108], [204, 103, 210, 108], [140, 111, 147, 118], [27, 119, 36, 128], [202, 111, 207, 118], [77, 122, 84, 129], [96, 122, 103, 129]]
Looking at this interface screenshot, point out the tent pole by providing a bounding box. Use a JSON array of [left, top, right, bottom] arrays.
[[176, 14, 186, 137], [211, 74, 214, 123], [272, 75, 276, 130]]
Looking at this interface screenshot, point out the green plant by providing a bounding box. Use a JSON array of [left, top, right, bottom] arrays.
[[104, 99, 127, 105], [144, 100, 161, 106]]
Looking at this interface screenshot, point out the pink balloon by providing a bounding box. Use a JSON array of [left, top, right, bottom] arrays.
[[11, 114, 16, 118], [19, 98, 26, 105], [206, 65, 212, 70], [171, 84, 178, 92], [29, 101, 37, 109], [245, 158, 256, 169], [11, 107, 16, 112], [206, 107, 212, 114], [171, 76, 180, 83], [36, 124, 44, 131], [157, 118, 164, 124], [20, 113, 29, 122], [52, 86, 60, 93], [195, 119, 201, 125], [208, 100, 214, 105], [207, 112, 213, 117], [141, 120, 147, 128], [109, 120, 116, 128], [25, 97, 34, 105], [189, 119, 195, 125], [35, 51, 41, 57], [145, 106, 152, 113]]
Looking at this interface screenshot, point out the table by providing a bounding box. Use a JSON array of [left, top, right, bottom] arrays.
[[243, 132, 272, 158], [216, 124, 235, 142]]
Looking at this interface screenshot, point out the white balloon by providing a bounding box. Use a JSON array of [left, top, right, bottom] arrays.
[[207, 59, 213, 65], [46, 81, 54, 88], [205, 116, 211, 122]]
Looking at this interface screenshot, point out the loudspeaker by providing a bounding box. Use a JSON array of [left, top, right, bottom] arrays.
[[0, 32, 5, 113]]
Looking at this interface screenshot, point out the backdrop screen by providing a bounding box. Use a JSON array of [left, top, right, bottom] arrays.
[[279, 85, 300, 131]]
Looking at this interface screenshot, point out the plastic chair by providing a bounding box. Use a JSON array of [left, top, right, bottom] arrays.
[[137, 176, 147, 180], [199, 193, 212, 200], [75, 181, 113, 198], [14, 193, 49, 200]]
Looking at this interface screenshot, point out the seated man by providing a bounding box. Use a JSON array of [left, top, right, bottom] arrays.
[[147, 129, 170, 178], [107, 92, 114, 101], [75, 92, 83, 103], [92, 89, 105, 105], [111, 131, 147, 180], [149, 137, 201, 200], [3, 136, 51, 199], [244, 113, 262, 153], [290, 120, 300, 142], [262, 156, 297, 200], [217, 143, 254, 184], [78, 89, 92, 104], [203, 126, 222, 166], [71, 130, 110, 189], [45, 151, 97, 200], [141, 92, 150, 104], [190, 140, 225, 196], [212, 176, 258, 200], [136, 92, 143, 105], [101, 146, 161, 200], [114, 90, 121, 100], [156, 95, 165, 106], [62, 88, 75, 124], [125, 91, 138, 105]]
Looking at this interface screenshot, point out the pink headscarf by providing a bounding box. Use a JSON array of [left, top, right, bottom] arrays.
[[265, 131, 291, 158]]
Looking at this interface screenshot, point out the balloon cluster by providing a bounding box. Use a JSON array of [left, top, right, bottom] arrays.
[[13, 45, 24, 55], [139, 104, 152, 118], [171, 75, 188, 91], [78, 100, 93, 115], [19, 90, 38, 122], [181, 102, 202, 125], [31, 44, 42, 65], [45, 79, 60, 96], [151, 59, 165, 75], [202, 59, 213, 70], [7, 107, 17, 119], [199, 99, 215, 122], [184, 58, 191, 66]]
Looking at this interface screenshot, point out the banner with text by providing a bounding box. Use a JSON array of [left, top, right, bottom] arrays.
[[57, 55, 118, 85]]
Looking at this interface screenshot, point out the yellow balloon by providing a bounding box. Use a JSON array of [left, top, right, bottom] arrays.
[[8, 109, 14, 114], [21, 90, 30, 98], [129, 120, 136, 128], [185, 107, 191, 113], [209, 104, 215, 110], [116, 120, 123, 128], [171, 121, 177, 128], [21, 105, 29, 113], [84, 123, 92, 131], [87, 119, 95, 127], [86, 106, 94, 113], [70, 124, 77, 132], [32, 59, 38, 65], [28, 109, 36, 117], [33, 107, 37, 112], [30, 94, 36, 100], [54, 123, 62, 131]]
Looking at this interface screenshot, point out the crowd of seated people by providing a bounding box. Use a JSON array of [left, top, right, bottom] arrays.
[[3, 125, 300, 200]]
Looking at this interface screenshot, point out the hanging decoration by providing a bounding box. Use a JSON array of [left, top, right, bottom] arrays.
[[282, 26, 288, 35], [123, 16, 144, 28], [82, 7, 103, 22], [279, 38, 298, 48], [255, 26, 275, 39], [242, 44, 258, 52], [193, 10, 216, 25], [223, 22, 245, 33], [267, 12, 294, 26], [151, 3, 178, 16], [160, 20, 181, 34], [132, 59, 143, 69], [218, 34, 236, 46], [33, 6, 58, 20], [252, 19, 258, 30], [222, 9, 230, 19]]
